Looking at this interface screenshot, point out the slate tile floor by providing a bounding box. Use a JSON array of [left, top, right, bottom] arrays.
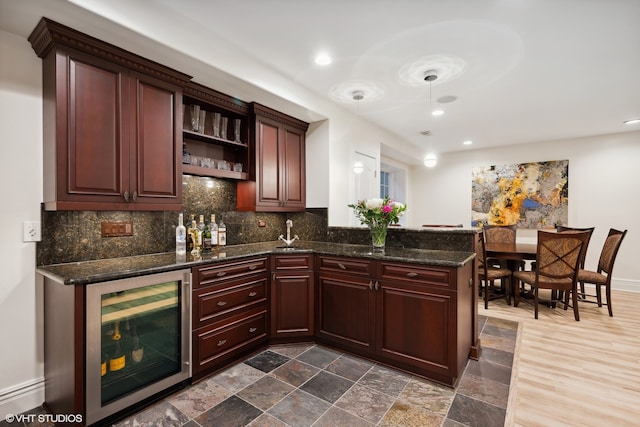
[[3, 315, 517, 427]]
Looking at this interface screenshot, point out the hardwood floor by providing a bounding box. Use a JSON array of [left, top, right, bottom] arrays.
[[482, 289, 640, 427]]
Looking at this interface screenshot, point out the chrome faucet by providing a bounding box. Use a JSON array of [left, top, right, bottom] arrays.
[[278, 219, 299, 246]]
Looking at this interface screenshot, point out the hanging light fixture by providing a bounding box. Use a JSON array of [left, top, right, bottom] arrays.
[[423, 70, 439, 168]]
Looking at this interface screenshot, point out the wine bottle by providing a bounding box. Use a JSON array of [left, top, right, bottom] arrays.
[[176, 213, 186, 255], [108, 321, 126, 371], [131, 322, 144, 363], [209, 214, 218, 247], [218, 216, 227, 246]]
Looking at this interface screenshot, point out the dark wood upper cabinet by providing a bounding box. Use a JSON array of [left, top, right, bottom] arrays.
[[29, 18, 191, 211], [237, 103, 308, 212]]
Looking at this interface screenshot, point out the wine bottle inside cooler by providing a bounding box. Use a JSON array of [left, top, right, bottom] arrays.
[[108, 321, 126, 372]]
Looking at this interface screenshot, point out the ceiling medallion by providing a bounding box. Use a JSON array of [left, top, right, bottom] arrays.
[[397, 55, 466, 87], [329, 80, 385, 103]]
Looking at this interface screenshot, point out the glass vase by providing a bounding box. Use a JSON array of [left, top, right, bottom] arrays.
[[369, 223, 388, 252]]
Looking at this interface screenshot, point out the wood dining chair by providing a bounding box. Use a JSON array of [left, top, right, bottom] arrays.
[[576, 228, 627, 316], [477, 230, 513, 309], [557, 226, 595, 296], [513, 230, 590, 320]]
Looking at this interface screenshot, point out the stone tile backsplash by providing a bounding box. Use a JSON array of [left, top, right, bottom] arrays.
[[37, 175, 476, 265]]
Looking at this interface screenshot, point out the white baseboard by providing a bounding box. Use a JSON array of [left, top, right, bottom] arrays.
[[612, 277, 640, 293], [0, 377, 44, 420]]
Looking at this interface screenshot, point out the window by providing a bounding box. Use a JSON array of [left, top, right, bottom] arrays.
[[380, 171, 390, 198]]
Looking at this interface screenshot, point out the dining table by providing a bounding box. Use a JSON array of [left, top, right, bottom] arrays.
[[485, 242, 538, 307]]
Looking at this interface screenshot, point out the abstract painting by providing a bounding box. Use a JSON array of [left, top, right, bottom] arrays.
[[471, 160, 568, 229]]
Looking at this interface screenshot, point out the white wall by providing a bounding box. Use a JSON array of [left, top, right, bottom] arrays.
[[409, 131, 640, 291], [0, 29, 45, 416]]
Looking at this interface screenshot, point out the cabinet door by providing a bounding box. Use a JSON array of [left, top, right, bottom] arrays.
[[282, 126, 305, 210], [56, 50, 130, 206], [316, 273, 375, 354], [376, 281, 455, 380], [271, 271, 314, 339], [256, 117, 283, 209], [129, 72, 182, 206]]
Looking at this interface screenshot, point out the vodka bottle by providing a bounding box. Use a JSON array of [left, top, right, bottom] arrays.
[[176, 213, 186, 255]]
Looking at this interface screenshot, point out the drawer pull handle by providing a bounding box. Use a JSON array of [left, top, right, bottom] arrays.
[[369, 280, 374, 290], [217, 340, 227, 347], [406, 272, 418, 278], [217, 301, 227, 306], [375, 281, 380, 291], [216, 271, 227, 277], [337, 263, 347, 270], [249, 265, 257, 270], [249, 327, 257, 333], [248, 291, 257, 297]]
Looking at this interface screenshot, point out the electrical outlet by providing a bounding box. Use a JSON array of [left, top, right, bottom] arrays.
[[23, 221, 41, 242]]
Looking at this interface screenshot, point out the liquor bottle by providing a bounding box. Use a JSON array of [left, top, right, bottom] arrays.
[[176, 213, 186, 255], [218, 216, 227, 246], [108, 321, 126, 372], [203, 223, 212, 252], [189, 220, 201, 255], [187, 214, 196, 252], [209, 214, 218, 247]]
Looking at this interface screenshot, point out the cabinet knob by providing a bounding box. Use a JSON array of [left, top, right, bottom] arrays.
[[249, 327, 257, 333], [123, 190, 129, 202], [132, 191, 138, 201], [369, 281, 373, 290], [375, 281, 380, 291], [406, 272, 418, 278], [217, 301, 227, 306], [248, 291, 257, 297], [217, 340, 227, 347]]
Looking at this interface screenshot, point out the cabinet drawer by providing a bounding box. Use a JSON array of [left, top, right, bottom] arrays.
[[317, 256, 373, 276], [193, 276, 268, 328], [272, 254, 313, 271], [193, 310, 268, 368], [194, 257, 268, 287], [378, 262, 452, 288]]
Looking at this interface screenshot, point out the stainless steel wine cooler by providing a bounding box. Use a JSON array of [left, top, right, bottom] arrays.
[[85, 269, 191, 425]]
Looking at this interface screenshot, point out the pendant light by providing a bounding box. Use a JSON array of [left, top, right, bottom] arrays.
[[423, 70, 438, 168]]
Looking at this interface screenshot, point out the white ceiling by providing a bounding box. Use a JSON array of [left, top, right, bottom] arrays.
[[2, 0, 639, 163]]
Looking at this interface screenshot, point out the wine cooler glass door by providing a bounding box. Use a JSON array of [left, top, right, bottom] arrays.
[[86, 269, 191, 425]]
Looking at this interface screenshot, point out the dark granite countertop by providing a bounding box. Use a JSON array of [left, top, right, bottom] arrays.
[[37, 241, 476, 286]]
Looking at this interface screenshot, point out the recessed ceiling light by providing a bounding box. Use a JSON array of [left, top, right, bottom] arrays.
[[624, 118, 640, 125], [463, 140, 473, 145], [432, 109, 444, 116], [314, 53, 332, 66]]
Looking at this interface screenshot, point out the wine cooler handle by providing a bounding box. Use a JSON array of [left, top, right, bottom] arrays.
[[217, 340, 227, 347]]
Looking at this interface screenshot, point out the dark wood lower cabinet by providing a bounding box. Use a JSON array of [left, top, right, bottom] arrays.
[[316, 256, 473, 387], [270, 255, 314, 340], [191, 257, 269, 382], [188, 253, 474, 387]]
